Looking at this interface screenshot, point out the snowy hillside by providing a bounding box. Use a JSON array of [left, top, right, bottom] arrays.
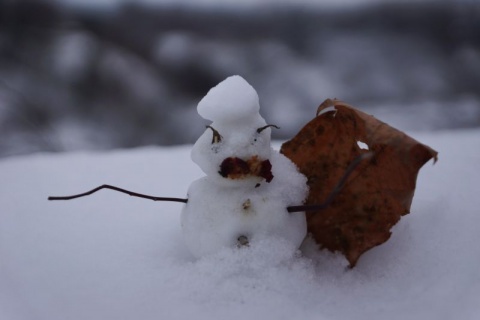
[[1, 129, 479, 320]]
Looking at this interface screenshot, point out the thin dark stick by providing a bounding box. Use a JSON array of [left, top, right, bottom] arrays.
[[48, 184, 188, 203], [287, 152, 373, 213], [257, 124, 280, 133]]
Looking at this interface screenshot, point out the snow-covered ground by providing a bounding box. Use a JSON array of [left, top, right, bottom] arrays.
[[1, 128, 479, 320]]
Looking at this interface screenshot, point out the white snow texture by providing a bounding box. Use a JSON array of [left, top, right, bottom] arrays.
[[184, 75, 308, 258], [1, 129, 480, 320], [197, 75, 261, 123]]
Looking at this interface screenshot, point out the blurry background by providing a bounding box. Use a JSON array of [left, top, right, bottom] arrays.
[[0, 0, 479, 158]]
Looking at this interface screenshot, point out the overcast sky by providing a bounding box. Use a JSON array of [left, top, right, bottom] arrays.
[[59, 0, 437, 10]]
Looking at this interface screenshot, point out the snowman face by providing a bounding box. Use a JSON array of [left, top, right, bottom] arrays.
[[191, 118, 275, 185]]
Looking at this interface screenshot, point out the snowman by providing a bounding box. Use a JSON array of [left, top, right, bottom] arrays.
[[48, 75, 310, 258], [181, 75, 309, 258]]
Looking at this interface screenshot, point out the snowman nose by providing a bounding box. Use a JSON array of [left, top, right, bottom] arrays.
[[218, 156, 274, 182]]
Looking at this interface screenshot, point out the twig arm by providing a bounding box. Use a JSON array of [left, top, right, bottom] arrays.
[[48, 152, 371, 209], [48, 184, 188, 203], [287, 152, 373, 213]]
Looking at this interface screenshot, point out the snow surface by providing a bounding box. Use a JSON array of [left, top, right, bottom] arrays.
[[1, 129, 480, 320]]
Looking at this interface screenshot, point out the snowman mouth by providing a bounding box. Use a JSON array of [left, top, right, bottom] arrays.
[[218, 156, 273, 183]]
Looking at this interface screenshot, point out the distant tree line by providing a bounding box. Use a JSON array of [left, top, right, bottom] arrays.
[[0, 0, 479, 157]]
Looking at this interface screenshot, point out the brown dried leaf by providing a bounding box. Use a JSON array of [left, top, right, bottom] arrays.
[[281, 99, 438, 267]]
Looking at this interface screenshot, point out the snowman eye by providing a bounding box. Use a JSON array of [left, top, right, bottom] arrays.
[[256, 124, 280, 134], [206, 125, 223, 144], [253, 124, 280, 143]]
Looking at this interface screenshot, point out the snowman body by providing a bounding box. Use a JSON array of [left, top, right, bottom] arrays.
[[181, 76, 308, 258]]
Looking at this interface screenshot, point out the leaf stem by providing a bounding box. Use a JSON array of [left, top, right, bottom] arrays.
[[287, 152, 373, 213]]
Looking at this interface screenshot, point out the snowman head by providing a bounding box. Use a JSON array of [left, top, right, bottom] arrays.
[[191, 76, 276, 186]]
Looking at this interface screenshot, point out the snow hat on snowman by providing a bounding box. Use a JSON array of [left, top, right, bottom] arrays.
[[197, 75, 261, 124]]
